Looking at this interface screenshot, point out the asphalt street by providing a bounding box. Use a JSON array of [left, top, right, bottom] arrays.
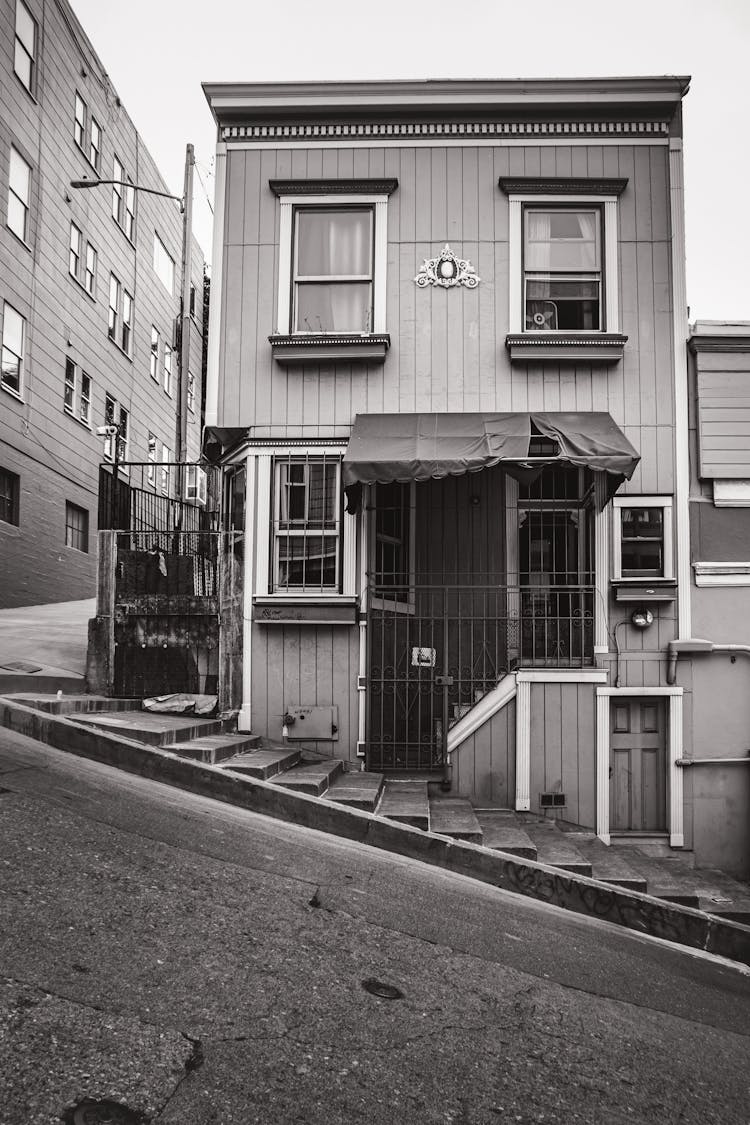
[[1, 726, 749, 1125]]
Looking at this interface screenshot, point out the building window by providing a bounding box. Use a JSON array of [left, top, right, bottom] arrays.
[[14, 0, 36, 93], [107, 274, 120, 342], [272, 455, 341, 593], [74, 93, 86, 149], [160, 444, 171, 494], [7, 146, 31, 242], [69, 222, 82, 279], [112, 156, 123, 225], [124, 180, 135, 241], [63, 358, 91, 425], [189, 283, 196, 318], [291, 207, 373, 333], [187, 371, 195, 413], [163, 342, 172, 396], [84, 242, 97, 296], [104, 394, 129, 462], [121, 289, 133, 355], [150, 326, 160, 380], [0, 466, 20, 525], [371, 481, 415, 606], [1, 303, 26, 395], [65, 501, 88, 552], [147, 432, 157, 485], [523, 207, 601, 331], [613, 497, 673, 580], [89, 118, 101, 172], [153, 233, 174, 295]]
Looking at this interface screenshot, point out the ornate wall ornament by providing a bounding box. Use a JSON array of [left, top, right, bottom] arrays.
[[414, 245, 480, 289]]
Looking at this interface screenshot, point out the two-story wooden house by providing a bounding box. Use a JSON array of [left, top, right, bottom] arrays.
[[202, 77, 696, 854]]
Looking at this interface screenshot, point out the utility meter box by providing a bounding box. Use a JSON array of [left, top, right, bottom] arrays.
[[284, 705, 339, 740]]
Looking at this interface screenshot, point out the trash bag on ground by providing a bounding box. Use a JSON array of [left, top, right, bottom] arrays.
[[142, 693, 218, 715]]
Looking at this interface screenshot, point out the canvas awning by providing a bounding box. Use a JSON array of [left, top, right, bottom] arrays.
[[343, 412, 639, 509]]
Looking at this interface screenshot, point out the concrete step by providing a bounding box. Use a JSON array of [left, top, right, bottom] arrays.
[[170, 733, 261, 766], [429, 796, 483, 843], [520, 820, 592, 876], [221, 745, 301, 779], [567, 836, 648, 892], [2, 694, 141, 715], [475, 815, 538, 860], [272, 758, 345, 796], [377, 780, 429, 830], [325, 771, 384, 811], [72, 709, 226, 747]]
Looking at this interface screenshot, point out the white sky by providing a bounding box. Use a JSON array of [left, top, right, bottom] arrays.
[[70, 0, 750, 321]]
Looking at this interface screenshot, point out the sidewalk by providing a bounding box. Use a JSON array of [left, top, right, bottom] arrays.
[[0, 599, 93, 690]]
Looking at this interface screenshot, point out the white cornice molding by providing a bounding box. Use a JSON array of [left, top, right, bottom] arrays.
[[221, 119, 670, 144]]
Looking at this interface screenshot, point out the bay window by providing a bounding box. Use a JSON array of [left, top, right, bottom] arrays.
[[272, 455, 341, 593]]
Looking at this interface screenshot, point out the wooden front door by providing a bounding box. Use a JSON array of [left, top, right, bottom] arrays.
[[610, 698, 667, 832]]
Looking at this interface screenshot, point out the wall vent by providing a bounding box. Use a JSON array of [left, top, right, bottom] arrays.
[[540, 792, 566, 808]]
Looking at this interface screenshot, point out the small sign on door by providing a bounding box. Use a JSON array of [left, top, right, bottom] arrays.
[[411, 646, 436, 668]]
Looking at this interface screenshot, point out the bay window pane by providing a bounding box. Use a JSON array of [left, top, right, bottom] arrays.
[[296, 209, 372, 277], [295, 281, 372, 333]]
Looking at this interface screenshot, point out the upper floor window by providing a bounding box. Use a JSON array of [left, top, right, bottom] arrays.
[[107, 274, 120, 342], [74, 93, 86, 150], [523, 207, 601, 331], [153, 233, 174, 294], [14, 0, 36, 93], [8, 146, 31, 243], [613, 496, 673, 581], [89, 118, 101, 172], [187, 371, 195, 413], [163, 342, 173, 396], [63, 357, 91, 425], [121, 289, 133, 355], [112, 157, 124, 224], [65, 501, 89, 552], [150, 326, 160, 380], [272, 455, 341, 593], [147, 432, 157, 485], [69, 222, 82, 278], [0, 466, 20, 526], [84, 242, 97, 296], [104, 393, 129, 462], [1, 303, 26, 396], [124, 180, 135, 241]]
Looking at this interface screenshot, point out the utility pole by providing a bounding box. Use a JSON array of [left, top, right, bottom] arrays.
[[176, 143, 194, 495]]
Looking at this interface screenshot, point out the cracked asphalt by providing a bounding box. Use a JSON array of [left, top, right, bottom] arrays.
[[1, 727, 749, 1124]]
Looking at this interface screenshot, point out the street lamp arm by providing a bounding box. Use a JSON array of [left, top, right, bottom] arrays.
[[70, 179, 184, 210]]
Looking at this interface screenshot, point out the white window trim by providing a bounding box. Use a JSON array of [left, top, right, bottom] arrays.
[[8, 145, 31, 243], [276, 193, 389, 335], [612, 495, 674, 581], [508, 193, 620, 334], [270, 455, 342, 596]]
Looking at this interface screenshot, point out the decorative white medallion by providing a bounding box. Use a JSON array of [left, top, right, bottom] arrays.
[[414, 245, 480, 289]]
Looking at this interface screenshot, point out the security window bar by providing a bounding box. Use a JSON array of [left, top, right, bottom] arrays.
[[84, 243, 97, 295], [272, 455, 341, 593], [523, 207, 602, 331], [107, 274, 120, 342], [292, 207, 374, 334], [65, 501, 88, 552], [14, 0, 36, 92], [69, 222, 82, 279], [8, 146, 31, 242], [89, 118, 101, 172], [0, 466, 20, 525], [620, 507, 665, 578], [1, 303, 25, 395], [150, 326, 160, 380], [74, 94, 86, 150]]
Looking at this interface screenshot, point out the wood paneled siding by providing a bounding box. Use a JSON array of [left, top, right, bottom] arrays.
[[528, 682, 598, 827], [451, 697, 516, 807], [251, 623, 360, 754], [218, 141, 676, 495], [696, 357, 750, 478]]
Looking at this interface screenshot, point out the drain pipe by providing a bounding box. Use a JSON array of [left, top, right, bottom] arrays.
[[667, 639, 750, 685]]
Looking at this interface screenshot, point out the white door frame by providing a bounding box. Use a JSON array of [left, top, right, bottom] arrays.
[[596, 686, 684, 847]]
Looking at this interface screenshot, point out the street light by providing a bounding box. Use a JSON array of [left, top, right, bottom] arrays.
[[70, 144, 195, 494]]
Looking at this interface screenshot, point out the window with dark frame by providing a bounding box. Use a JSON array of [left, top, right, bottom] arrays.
[[65, 501, 88, 552], [523, 206, 602, 332], [1, 303, 25, 395], [14, 0, 36, 93], [291, 207, 374, 334], [272, 455, 341, 593], [8, 146, 31, 243], [372, 481, 412, 603], [0, 466, 20, 525]]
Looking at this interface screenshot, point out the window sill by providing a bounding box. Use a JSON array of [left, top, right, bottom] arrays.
[[253, 595, 358, 625], [506, 332, 627, 364], [69, 271, 96, 303], [6, 226, 32, 253], [107, 335, 133, 362], [1, 383, 24, 403], [63, 408, 92, 431], [270, 333, 390, 366], [611, 578, 677, 603]]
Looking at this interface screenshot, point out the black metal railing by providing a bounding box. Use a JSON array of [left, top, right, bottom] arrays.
[[98, 463, 220, 534], [366, 582, 594, 771]]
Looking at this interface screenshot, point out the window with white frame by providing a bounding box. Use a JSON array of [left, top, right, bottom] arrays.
[[613, 497, 673, 580], [74, 93, 86, 150], [84, 242, 97, 296], [8, 146, 31, 242], [65, 501, 88, 552], [272, 181, 394, 342], [124, 180, 135, 241], [63, 358, 91, 425], [112, 156, 123, 224], [153, 233, 174, 295], [272, 455, 341, 593], [89, 117, 101, 172], [163, 342, 172, 395], [147, 432, 157, 485], [103, 393, 128, 462], [14, 0, 36, 93], [121, 289, 133, 355], [69, 222, 82, 279], [150, 326, 160, 380], [1, 303, 26, 395]]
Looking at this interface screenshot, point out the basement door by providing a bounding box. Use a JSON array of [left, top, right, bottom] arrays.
[[609, 697, 667, 832]]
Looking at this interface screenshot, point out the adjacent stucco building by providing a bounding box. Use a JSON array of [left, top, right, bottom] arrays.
[[1, 0, 205, 607]]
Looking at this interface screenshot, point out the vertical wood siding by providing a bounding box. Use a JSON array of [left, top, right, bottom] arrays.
[[452, 697, 516, 807], [528, 682, 597, 827]]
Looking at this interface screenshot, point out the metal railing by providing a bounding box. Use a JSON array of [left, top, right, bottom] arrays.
[[98, 463, 220, 534], [366, 581, 594, 771]]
